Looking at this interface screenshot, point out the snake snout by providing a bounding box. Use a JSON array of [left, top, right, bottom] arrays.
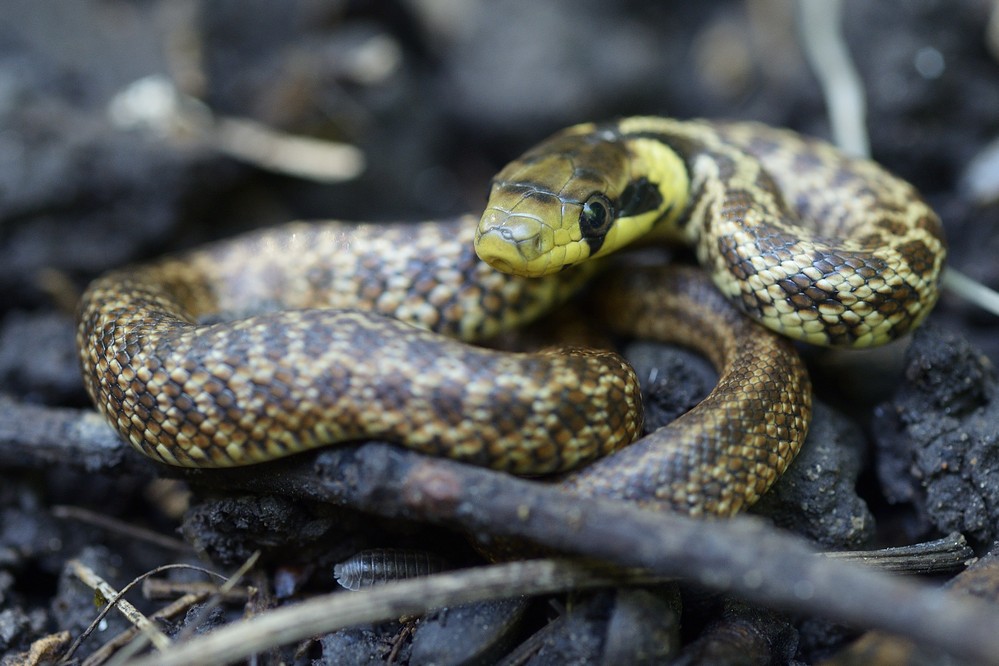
[[474, 209, 551, 275]]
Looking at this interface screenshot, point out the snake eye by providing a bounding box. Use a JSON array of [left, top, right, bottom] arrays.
[[579, 193, 614, 239]]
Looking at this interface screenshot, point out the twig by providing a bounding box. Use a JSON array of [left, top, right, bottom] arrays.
[[823, 532, 975, 575], [126, 559, 659, 666], [173, 552, 260, 643], [141, 579, 250, 603], [61, 563, 229, 664], [106, 75, 365, 183], [65, 559, 173, 654], [52, 505, 192, 553], [107, 554, 259, 665], [201, 444, 999, 664], [944, 268, 999, 318], [796, 0, 870, 157], [82, 593, 209, 666], [211, 116, 365, 184]]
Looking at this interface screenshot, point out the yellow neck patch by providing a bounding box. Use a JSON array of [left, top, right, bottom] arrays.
[[591, 136, 690, 257]]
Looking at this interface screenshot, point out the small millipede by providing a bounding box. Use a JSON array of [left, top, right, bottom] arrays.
[[333, 549, 449, 591]]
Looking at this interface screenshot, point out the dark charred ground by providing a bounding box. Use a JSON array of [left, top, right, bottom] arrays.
[[2, 1, 999, 664]]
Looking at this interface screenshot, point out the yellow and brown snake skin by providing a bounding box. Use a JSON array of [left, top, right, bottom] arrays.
[[77, 117, 945, 516]]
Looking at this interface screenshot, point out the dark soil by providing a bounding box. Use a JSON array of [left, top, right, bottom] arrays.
[[2, 1, 999, 664]]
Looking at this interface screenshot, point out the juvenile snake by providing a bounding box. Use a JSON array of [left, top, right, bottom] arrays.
[[77, 117, 945, 516]]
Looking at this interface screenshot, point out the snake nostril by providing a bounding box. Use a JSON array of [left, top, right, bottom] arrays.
[[500, 228, 514, 241]]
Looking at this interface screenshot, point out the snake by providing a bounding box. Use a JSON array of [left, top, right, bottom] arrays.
[[76, 117, 945, 516]]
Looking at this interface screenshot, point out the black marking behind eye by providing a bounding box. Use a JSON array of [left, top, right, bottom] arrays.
[[617, 177, 664, 218]]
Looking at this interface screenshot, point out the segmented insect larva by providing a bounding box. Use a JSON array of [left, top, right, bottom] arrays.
[[333, 549, 449, 591]]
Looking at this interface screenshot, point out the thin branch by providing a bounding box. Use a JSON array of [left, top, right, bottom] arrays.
[[106, 75, 365, 183], [81, 593, 209, 666], [0, 395, 154, 477], [944, 268, 999, 318], [141, 579, 250, 604], [126, 560, 672, 666], [796, 0, 870, 157], [65, 559, 173, 654], [823, 532, 974, 575], [61, 563, 229, 664], [188, 444, 999, 664], [52, 505, 192, 553]]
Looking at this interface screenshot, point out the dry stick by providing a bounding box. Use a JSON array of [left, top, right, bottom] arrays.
[[5, 401, 999, 662], [126, 560, 656, 666], [123, 533, 975, 665], [107, 553, 260, 665], [66, 559, 173, 653], [173, 551, 260, 643], [81, 593, 209, 666], [106, 75, 366, 184], [142, 579, 251, 603], [944, 268, 999, 318], [823, 532, 975, 575], [52, 505, 193, 553], [62, 563, 229, 664], [0, 397, 154, 476], [796, 0, 870, 157]]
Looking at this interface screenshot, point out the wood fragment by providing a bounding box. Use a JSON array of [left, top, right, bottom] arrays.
[[141, 578, 249, 603], [81, 593, 208, 666], [52, 505, 192, 553], [125, 559, 653, 666], [822, 532, 974, 574], [66, 559, 173, 652]]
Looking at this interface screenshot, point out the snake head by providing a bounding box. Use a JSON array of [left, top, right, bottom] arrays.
[[474, 122, 689, 277], [475, 182, 587, 276]]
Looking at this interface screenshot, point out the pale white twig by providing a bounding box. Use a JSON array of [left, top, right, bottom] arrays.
[[796, 0, 870, 158], [107, 75, 365, 183]]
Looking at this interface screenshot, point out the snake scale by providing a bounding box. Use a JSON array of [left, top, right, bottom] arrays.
[[77, 117, 945, 516]]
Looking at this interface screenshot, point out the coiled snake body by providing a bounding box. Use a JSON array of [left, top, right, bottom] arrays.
[[77, 118, 945, 516]]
